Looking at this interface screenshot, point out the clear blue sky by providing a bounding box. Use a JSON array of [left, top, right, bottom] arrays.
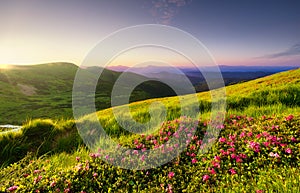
[[0, 0, 299, 66]]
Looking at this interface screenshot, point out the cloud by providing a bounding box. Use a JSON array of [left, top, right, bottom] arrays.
[[148, 0, 193, 25], [261, 43, 300, 58]]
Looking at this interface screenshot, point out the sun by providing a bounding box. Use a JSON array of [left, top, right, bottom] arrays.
[[0, 65, 13, 70]]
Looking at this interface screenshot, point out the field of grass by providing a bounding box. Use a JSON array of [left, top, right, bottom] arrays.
[[0, 68, 299, 192]]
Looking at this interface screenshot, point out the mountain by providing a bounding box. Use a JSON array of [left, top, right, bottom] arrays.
[[107, 65, 299, 92]]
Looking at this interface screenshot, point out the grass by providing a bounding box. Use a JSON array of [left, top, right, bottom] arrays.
[[0, 68, 299, 192]]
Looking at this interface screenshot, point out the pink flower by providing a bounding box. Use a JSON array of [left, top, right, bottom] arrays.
[[191, 158, 198, 164], [286, 115, 294, 121], [76, 157, 80, 161], [190, 145, 196, 151], [7, 186, 18, 192], [229, 134, 236, 141], [214, 156, 221, 161], [229, 168, 237, 175], [93, 173, 98, 177], [33, 169, 42, 174], [140, 155, 146, 162], [168, 172, 175, 179], [240, 132, 246, 138], [211, 160, 220, 168], [132, 150, 138, 155], [209, 168, 216, 175], [34, 175, 42, 184], [50, 181, 56, 187], [167, 184, 173, 193], [231, 154, 237, 159], [236, 157, 243, 163], [285, 148, 292, 154], [247, 132, 253, 137], [64, 188, 70, 193], [256, 190, 264, 193], [263, 142, 270, 147], [219, 137, 226, 143], [291, 137, 297, 142], [269, 152, 280, 158], [256, 134, 262, 139], [202, 174, 210, 182]]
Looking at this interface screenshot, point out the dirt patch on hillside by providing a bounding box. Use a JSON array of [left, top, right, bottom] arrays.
[[17, 84, 37, 96]]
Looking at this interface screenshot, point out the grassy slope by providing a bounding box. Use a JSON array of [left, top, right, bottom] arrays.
[[95, 68, 300, 136], [0, 68, 299, 166], [0, 68, 299, 192], [0, 63, 176, 124]]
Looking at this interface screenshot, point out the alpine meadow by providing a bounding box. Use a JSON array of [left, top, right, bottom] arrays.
[[1, 0, 300, 192]]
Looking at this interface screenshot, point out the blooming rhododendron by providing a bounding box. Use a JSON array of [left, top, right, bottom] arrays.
[[202, 174, 210, 182]]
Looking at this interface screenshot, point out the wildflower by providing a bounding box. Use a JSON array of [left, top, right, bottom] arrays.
[[190, 145, 196, 151], [209, 168, 216, 175], [269, 152, 280, 158], [93, 173, 98, 177], [236, 157, 243, 163], [214, 156, 221, 161], [263, 142, 270, 147], [7, 186, 18, 192], [239, 132, 246, 138], [286, 115, 294, 121], [202, 174, 210, 182], [247, 132, 253, 137], [229, 134, 236, 141], [231, 154, 237, 159], [256, 134, 262, 139], [140, 154, 146, 162], [50, 181, 56, 187], [191, 158, 198, 164], [64, 188, 70, 193], [285, 148, 292, 154], [33, 169, 42, 174], [291, 136, 297, 142], [219, 137, 226, 143], [190, 153, 196, 157], [76, 157, 80, 161], [167, 184, 173, 193], [168, 172, 175, 179], [229, 168, 237, 175], [132, 150, 138, 155], [256, 190, 264, 193], [34, 175, 42, 184], [211, 160, 220, 168]]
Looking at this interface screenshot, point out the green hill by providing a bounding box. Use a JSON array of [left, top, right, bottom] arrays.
[[0, 63, 176, 124]]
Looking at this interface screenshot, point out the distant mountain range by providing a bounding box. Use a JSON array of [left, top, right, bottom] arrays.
[[107, 65, 299, 74], [107, 65, 299, 92]]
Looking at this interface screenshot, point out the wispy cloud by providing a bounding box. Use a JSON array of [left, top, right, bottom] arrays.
[[148, 0, 193, 25], [260, 43, 300, 58]]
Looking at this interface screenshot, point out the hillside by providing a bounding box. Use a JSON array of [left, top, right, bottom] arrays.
[[0, 63, 176, 124], [0, 68, 299, 166], [0, 68, 299, 192], [94, 68, 300, 136]]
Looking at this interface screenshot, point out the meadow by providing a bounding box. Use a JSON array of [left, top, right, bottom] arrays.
[[0, 68, 299, 192]]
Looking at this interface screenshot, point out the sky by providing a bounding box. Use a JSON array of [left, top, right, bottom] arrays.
[[0, 0, 300, 67]]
